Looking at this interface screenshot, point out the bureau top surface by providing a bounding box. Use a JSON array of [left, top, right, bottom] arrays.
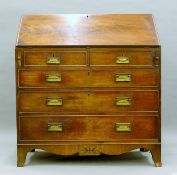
[[16, 14, 159, 47]]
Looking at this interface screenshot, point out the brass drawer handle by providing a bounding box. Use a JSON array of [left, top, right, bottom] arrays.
[[115, 74, 131, 82], [116, 56, 130, 64], [116, 123, 132, 132], [47, 56, 60, 64], [48, 123, 63, 132], [116, 97, 132, 106], [46, 98, 63, 106], [46, 74, 62, 82]]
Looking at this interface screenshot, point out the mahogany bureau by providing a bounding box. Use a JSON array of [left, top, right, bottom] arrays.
[[16, 14, 161, 167]]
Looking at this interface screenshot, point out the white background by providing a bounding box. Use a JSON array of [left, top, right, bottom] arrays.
[[0, 0, 177, 174]]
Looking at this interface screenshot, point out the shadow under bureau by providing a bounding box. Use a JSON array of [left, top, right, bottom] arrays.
[[16, 14, 161, 167]]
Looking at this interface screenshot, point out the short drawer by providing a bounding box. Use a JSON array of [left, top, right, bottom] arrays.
[[19, 115, 158, 141], [19, 90, 159, 113], [23, 51, 87, 66], [90, 49, 155, 67], [18, 69, 159, 88]]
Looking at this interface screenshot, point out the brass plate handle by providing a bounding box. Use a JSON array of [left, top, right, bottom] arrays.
[[116, 97, 132, 106], [47, 56, 60, 64], [46, 74, 62, 82], [116, 123, 132, 132], [115, 74, 131, 82], [46, 98, 63, 106], [48, 123, 63, 132], [116, 56, 130, 64]]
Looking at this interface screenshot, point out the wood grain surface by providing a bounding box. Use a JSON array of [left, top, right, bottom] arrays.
[[16, 14, 159, 46]]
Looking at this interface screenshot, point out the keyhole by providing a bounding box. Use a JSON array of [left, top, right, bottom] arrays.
[[88, 94, 90, 96], [88, 71, 90, 76]]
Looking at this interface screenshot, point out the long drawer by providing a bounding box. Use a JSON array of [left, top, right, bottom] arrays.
[[18, 69, 159, 88], [18, 90, 159, 113], [19, 115, 158, 141]]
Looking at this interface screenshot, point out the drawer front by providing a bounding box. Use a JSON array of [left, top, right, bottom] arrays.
[[18, 69, 159, 88], [19, 115, 158, 141], [90, 49, 154, 67], [19, 91, 159, 113], [90, 69, 159, 87], [18, 70, 89, 88], [24, 51, 87, 66]]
